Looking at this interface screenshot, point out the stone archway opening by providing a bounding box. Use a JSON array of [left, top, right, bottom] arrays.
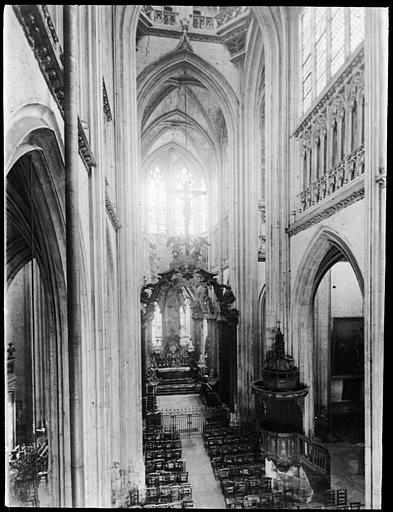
[[312, 255, 364, 445], [6, 139, 67, 507]]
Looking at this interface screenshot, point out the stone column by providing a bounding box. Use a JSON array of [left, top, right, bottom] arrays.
[[114, 5, 145, 500], [313, 271, 331, 424], [253, 8, 292, 347], [364, 8, 387, 509]]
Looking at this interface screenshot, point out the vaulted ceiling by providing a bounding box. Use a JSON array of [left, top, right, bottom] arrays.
[[138, 28, 233, 184]]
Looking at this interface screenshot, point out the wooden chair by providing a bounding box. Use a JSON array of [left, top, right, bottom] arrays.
[[170, 484, 181, 502], [225, 496, 235, 509], [167, 472, 176, 484], [182, 497, 194, 508], [223, 482, 235, 498], [259, 492, 273, 509], [218, 468, 230, 480], [181, 483, 192, 499], [146, 486, 159, 504], [272, 491, 284, 509], [178, 471, 188, 483], [262, 477, 272, 493], [165, 460, 176, 471], [155, 459, 165, 471], [337, 489, 348, 506], [244, 494, 261, 509], [146, 472, 159, 486], [158, 472, 168, 486], [129, 487, 139, 506], [349, 503, 362, 509], [325, 489, 336, 507], [234, 480, 246, 495], [159, 485, 172, 504]]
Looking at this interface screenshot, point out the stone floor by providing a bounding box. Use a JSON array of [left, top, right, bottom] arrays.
[[294, 441, 365, 509], [325, 441, 365, 504], [181, 435, 226, 509]]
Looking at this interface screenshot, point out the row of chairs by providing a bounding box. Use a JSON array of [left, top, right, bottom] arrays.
[[212, 455, 264, 475], [145, 483, 192, 505], [216, 465, 265, 480], [145, 448, 182, 461], [143, 427, 194, 508], [204, 433, 258, 446], [144, 428, 180, 443], [225, 490, 291, 510], [145, 458, 186, 474], [144, 439, 182, 451], [221, 476, 272, 497], [203, 423, 257, 438], [146, 471, 188, 486], [325, 489, 348, 507], [208, 445, 261, 458], [292, 504, 365, 510], [205, 439, 258, 453], [144, 498, 194, 508]]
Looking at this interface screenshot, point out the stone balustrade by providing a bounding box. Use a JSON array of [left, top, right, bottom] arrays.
[[142, 6, 216, 32], [215, 6, 249, 28], [294, 46, 365, 213], [192, 14, 214, 31], [298, 143, 364, 211], [142, 6, 178, 27]]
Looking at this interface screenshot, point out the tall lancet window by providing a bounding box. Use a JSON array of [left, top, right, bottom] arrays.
[[151, 303, 163, 350], [148, 166, 166, 234], [301, 7, 365, 112]]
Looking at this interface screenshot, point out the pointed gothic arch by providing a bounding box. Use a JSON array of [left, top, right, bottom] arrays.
[[5, 123, 71, 506], [290, 226, 364, 436]]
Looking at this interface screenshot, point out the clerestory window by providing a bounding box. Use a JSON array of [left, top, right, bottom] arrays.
[[301, 7, 365, 113]]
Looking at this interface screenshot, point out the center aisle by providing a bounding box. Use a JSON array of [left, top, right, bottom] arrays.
[[181, 435, 226, 510]]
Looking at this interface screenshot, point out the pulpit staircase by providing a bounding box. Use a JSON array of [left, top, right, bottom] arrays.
[[297, 433, 331, 494], [260, 428, 330, 497]]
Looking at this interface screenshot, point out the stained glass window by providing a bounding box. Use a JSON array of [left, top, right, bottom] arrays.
[[301, 7, 365, 112], [350, 8, 365, 52], [302, 8, 312, 111], [148, 166, 166, 234], [331, 7, 345, 76], [315, 8, 327, 96]]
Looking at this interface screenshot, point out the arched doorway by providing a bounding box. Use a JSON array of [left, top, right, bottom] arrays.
[[313, 259, 364, 443]]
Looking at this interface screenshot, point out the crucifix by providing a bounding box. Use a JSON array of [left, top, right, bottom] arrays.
[[173, 177, 206, 254]]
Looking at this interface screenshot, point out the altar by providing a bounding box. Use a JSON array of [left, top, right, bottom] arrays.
[[158, 366, 190, 381], [156, 366, 201, 395]]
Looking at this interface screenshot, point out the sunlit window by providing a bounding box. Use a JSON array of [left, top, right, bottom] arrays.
[[331, 7, 345, 76], [301, 7, 365, 113], [148, 166, 166, 234], [350, 8, 365, 53]]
